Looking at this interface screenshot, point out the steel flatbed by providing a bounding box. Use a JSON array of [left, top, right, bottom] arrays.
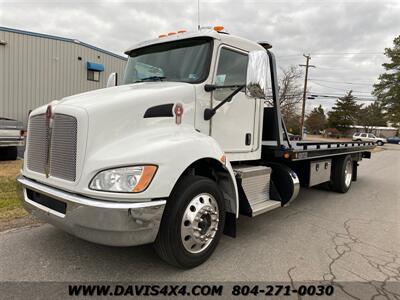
[[262, 140, 375, 161]]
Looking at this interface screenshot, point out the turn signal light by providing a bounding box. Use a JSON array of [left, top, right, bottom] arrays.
[[213, 25, 224, 32], [132, 166, 158, 192]]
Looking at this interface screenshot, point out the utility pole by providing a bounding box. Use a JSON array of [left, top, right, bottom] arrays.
[[197, 0, 201, 30], [299, 54, 315, 139]]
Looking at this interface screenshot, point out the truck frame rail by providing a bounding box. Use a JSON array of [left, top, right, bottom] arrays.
[[262, 140, 375, 161]]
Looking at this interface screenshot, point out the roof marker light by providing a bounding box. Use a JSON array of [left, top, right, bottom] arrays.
[[168, 32, 177, 36], [158, 34, 167, 38], [177, 30, 187, 33], [213, 25, 224, 32]]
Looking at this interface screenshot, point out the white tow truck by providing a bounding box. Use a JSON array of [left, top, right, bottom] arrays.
[[18, 27, 375, 268]]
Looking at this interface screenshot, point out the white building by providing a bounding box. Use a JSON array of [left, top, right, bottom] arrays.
[[0, 27, 127, 125]]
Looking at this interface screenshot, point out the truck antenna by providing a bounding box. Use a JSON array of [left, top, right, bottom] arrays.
[[197, 0, 201, 30]]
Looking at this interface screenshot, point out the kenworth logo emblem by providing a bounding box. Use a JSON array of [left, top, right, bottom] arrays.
[[45, 105, 54, 178]]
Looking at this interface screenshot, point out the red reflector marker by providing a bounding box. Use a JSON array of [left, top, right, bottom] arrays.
[[174, 103, 184, 125]]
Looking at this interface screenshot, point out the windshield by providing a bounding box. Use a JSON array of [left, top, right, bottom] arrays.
[[123, 38, 212, 85]]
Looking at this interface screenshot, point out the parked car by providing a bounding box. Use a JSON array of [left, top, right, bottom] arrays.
[[284, 132, 302, 141], [353, 132, 386, 146], [289, 133, 302, 141], [387, 136, 400, 145], [0, 117, 24, 160]]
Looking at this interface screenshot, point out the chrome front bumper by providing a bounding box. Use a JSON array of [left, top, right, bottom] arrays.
[[17, 176, 166, 246]]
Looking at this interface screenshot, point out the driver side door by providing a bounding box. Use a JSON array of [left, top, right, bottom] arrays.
[[210, 46, 257, 157]]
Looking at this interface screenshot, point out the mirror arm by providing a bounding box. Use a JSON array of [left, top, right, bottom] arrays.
[[204, 85, 245, 120], [204, 84, 244, 92]]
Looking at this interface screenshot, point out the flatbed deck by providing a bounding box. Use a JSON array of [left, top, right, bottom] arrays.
[[262, 140, 375, 161]]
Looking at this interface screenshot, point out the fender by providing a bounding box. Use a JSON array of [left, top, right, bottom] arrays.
[[79, 125, 239, 215]]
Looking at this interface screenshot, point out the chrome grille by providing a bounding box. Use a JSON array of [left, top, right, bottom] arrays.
[[27, 114, 48, 174], [49, 114, 77, 181], [26, 113, 77, 182]]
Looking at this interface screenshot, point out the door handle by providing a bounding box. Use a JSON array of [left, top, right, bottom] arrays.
[[245, 133, 252, 145]]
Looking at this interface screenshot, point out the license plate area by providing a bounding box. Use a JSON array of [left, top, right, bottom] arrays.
[[26, 189, 67, 215]]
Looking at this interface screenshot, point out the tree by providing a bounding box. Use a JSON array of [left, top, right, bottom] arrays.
[[357, 102, 387, 132], [278, 65, 303, 122], [305, 105, 327, 134], [265, 65, 303, 134], [327, 91, 362, 131], [373, 35, 400, 127]]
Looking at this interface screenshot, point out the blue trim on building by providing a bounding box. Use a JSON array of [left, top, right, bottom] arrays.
[[0, 26, 127, 61], [87, 62, 105, 72]]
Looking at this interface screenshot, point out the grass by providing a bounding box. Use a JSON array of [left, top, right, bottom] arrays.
[[0, 160, 27, 221]]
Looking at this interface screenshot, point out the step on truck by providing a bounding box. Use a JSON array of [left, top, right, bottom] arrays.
[[17, 27, 375, 268]]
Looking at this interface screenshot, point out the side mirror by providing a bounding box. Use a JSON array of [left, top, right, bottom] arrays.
[[106, 72, 118, 88], [246, 51, 269, 99]]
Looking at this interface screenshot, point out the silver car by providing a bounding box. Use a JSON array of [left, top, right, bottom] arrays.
[[353, 132, 386, 146]]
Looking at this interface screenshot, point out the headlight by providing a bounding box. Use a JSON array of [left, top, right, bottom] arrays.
[[89, 165, 157, 192]]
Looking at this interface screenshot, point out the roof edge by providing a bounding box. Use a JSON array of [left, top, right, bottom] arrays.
[[0, 26, 127, 61]]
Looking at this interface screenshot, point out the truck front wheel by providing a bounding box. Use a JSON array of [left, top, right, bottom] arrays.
[[331, 155, 353, 193], [154, 175, 225, 268]]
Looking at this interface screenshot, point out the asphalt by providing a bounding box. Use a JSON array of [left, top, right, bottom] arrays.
[[0, 145, 399, 292]]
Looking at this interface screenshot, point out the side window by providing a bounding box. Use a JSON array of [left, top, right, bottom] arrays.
[[88, 70, 100, 82], [361, 133, 367, 137], [368, 134, 375, 138], [214, 47, 248, 100]]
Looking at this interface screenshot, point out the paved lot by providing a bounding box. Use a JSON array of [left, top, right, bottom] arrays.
[[0, 145, 399, 287]]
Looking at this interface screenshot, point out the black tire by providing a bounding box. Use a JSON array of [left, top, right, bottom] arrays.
[[0, 146, 17, 161], [0, 148, 5, 161], [377, 141, 384, 146], [154, 175, 225, 268], [331, 155, 353, 193], [7, 146, 18, 160]]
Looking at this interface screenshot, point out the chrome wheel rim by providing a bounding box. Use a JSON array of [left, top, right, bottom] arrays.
[[180, 193, 219, 254], [344, 160, 353, 187]]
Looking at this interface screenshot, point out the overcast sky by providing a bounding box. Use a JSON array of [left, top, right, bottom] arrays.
[[1, 0, 399, 112]]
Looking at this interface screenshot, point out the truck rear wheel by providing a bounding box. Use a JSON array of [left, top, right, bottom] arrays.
[[154, 175, 225, 268], [331, 155, 353, 193]]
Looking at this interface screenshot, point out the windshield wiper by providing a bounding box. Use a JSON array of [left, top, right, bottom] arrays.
[[134, 76, 166, 83]]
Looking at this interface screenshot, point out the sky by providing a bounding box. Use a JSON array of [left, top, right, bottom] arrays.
[[1, 0, 399, 112]]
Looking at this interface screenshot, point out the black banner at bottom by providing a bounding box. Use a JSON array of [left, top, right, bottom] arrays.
[[1, 281, 399, 299]]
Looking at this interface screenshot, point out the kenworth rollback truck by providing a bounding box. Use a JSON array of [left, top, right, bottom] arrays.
[[17, 27, 375, 268]]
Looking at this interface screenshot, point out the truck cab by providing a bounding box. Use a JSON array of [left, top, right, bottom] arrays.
[[18, 27, 374, 268]]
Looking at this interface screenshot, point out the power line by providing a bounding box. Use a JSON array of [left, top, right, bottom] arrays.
[[309, 94, 377, 102], [310, 92, 376, 98], [310, 81, 372, 94], [277, 51, 384, 58], [308, 78, 373, 86], [311, 52, 384, 56]]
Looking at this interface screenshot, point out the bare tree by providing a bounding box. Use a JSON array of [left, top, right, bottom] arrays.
[[278, 65, 303, 121], [264, 65, 303, 133]]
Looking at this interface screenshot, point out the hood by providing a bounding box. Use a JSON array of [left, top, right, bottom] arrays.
[[59, 81, 193, 109], [56, 82, 197, 166]]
